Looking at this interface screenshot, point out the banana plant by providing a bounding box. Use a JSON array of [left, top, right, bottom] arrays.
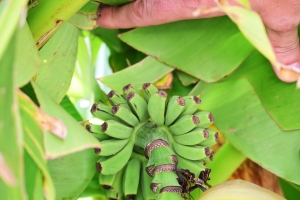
[[0, 0, 300, 200]]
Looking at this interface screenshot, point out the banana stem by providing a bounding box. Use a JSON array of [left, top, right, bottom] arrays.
[[135, 123, 182, 199], [26, 0, 91, 48], [207, 142, 246, 185]]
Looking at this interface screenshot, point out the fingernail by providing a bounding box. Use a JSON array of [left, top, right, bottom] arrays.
[[281, 62, 300, 73]]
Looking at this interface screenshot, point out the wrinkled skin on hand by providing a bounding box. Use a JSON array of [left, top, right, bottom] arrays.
[[97, 0, 300, 82]]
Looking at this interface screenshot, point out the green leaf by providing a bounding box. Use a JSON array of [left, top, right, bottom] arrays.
[[16, 22, 39, 87], [100, 56, 174, 93], [228, 51, 300, 130], [0, 0, 27, 60], [0, 33, 25, 199], [166, 71, 195, 97], [279, 178, 300, 200], [193, 78, 300, 185], [48, 149, 98, 199], [69, 1, 99, 30], [32, 81, 101, 159], [92, 28, 125, 53], [80, 173, 107, 198], [18, 91, 56, 199], [36, 22, 79, 103], [175, 70, 199, 86], [27, 0, 89, 48], [60, 95, 83, 121], [120, 17, 254, 82], [218, 4, 277, 66]]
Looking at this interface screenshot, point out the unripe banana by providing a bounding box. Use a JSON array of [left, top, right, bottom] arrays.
[[107, 90, 131, 110], [106, 167, 125, 199], [101, 120, 133, 139], [126, 92, 149, 123], [105, 188, 118, 199], [194, 111, 215, 128], [123, 83, 139, 97], [141, 159, 156, 200], [147, 90, 167, 126], [169, 115, 200, 135], [99, 173, 117, 190], [173, 128, 209, 145], [164, 96, 185, 126], [180, 96, 201, 116], [90, 101, 116, 121], [177, 155, 206, 177], [112, 104, 139, 127], [98, 138, 130, 156], [199, 179, 285, 200], [172, 141, 211, 161], [198, 129, 219, 147], [96, 138, 135, 175], [123, 158, 141, 199], [142, 83, 158, 102], [85, 124, 111, 141]]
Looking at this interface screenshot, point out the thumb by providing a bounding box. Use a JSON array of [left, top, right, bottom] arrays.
[[266, 25, 300, 82]]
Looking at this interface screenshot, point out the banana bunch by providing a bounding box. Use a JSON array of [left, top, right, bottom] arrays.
[[87, 83, 219, 200]]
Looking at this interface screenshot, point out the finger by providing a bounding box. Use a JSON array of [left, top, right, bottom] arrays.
[[266, 26, 300, 82], [97, 0, 224, 29], [254, 0, 300, 82]]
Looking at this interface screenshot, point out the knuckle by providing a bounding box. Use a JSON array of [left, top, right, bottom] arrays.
[[132, 0, 151, 22]]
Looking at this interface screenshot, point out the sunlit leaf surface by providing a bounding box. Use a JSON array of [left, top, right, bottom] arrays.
[[48, 149, 98, 199], [36, 22, 79, 103], [18, 91, 56, 199], [0, 35, 24, 199], [192, 77, 300, 185], [228, 51, 300, 130], [16, 23, 39, 87], [100, 56, 174, 93], [176, 70, 199, 86], [32, 82, 101, 159], [120, 17, 254, 82]]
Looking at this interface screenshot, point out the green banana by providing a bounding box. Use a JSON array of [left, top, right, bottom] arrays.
[[172, 142, 211, 161], [90, 101, 117, 121], [123, 83, 139, 97], [164, 96, 185, 126], [180, 96, 201, 116], [135, 183, 144, 200], [101, 120, 133, 139], [126, 92, 149, 123], [85, 123, 111, 141], [142, 83, 158, 102], [141, 159, 156, 200], [112, 104, 139, 127], [123, 158, 141, 199], [173, 128, 209, 145], [96, 137, 135, 175], [105, 188, 118, 200], [99, 173, 117, 190], [106, 167, 125, 199], [177, 155, 206, 177], [107, 90, 131, 110], [194, 111, 215, 128], [148, 90, 167, 126], [198, 129, 219, 147], [168, 115, 200, 135], [98, 138, 130, 156]]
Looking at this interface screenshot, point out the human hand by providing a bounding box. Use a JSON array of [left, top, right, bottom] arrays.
[[97, 0, 300, 82]]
